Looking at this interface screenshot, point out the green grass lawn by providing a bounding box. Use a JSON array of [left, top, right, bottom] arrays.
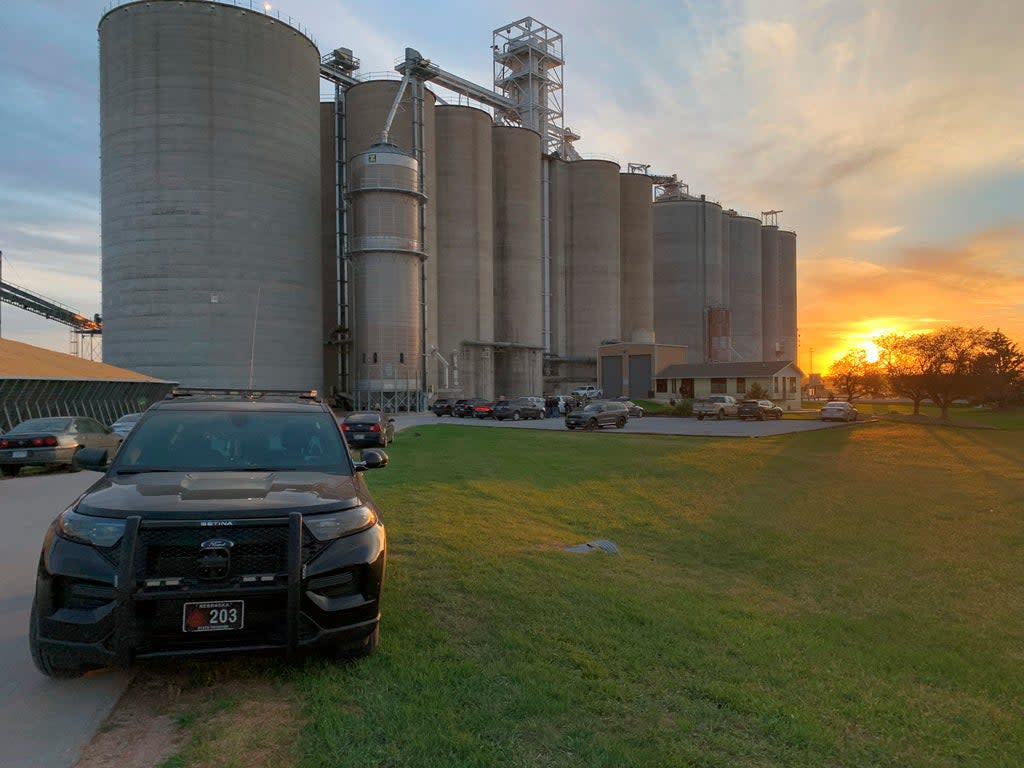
[[281, 421, 1024, 767]]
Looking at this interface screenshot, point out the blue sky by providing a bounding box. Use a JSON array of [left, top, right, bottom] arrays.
[[2, 0, 1022, 370]]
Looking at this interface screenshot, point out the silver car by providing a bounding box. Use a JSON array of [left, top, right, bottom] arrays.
[[0, 416, 122, 477], [819, 401, 859, 422]]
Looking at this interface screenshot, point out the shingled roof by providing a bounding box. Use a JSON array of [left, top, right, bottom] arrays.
[[0, 338, 165, 381], [655, 361, 803, 379]]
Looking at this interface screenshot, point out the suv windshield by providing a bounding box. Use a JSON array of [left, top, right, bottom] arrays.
[[114, 410, 349, 474]]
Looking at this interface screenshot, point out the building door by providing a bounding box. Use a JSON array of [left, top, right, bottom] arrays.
[[628, 355, 651, 399], [679, 379, 695, 398], [601, 356, 623, 399]]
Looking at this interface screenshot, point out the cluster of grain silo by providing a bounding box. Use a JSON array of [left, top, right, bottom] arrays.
[[98, 2, 798, 406]]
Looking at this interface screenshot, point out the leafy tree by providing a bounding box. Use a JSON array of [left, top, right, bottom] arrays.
[[826, 348, 884, 402], [916, 326, 989, 419], [875, 333, 930, 415], [975, 329, 1024, 407], [747, 382, 768, 400]]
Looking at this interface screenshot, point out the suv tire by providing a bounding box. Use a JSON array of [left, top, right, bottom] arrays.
[[585, 419, 598, 432], [336, 624, 380, 660], [1, 465, 20, 478], [512, 411, 521, 421], [29, 595, 87, 679]]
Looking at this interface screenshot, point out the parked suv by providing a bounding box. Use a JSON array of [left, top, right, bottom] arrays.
[[492, 397, 543, 421], [737, 399, 783, 420], [431, 398, 454, 417], [28, 388, 389, 678], [565, 400, 629, 430]]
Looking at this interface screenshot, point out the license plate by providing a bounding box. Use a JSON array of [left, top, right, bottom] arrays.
[[12, 451, 28, 459], [182, 600, 244, 633]]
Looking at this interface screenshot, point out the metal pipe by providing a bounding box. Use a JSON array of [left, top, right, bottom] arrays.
[[542, 158, 551, 354], [380, 69, 413, 145]]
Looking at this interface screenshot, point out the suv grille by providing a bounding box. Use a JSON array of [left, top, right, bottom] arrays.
[[136, 525, 289, 581]]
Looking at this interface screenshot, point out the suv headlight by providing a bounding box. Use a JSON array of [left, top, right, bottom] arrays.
[[56, 508, 126, 548], [304, 506, 377, 541]]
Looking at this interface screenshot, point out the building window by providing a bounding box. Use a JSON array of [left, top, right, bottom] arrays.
[[362, 353, 367, 363], [774, 377, 780, 393], [790, 377, 797, 395], [373, 353, 378, 364], [736, 377, 746, 393], [656, 379, 668, 393], [400, 352, 405, 364], [710, 378, 727, 394]]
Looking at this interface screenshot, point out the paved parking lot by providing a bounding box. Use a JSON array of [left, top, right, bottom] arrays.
[[392, 411, 852, 437], [0, 471, 130, 768]]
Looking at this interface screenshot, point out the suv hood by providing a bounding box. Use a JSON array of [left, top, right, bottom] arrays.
[[75, 471, 363, 520]]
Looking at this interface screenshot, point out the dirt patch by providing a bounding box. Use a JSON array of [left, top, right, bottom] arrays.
[[75, 663, 304, 768]]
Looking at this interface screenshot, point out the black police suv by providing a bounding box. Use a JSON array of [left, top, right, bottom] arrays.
[[29, 389, 388, 678]]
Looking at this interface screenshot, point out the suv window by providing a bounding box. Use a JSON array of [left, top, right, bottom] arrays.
[[115, 410, 349, 474]]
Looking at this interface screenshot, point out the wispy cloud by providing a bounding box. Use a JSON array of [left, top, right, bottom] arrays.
[[848, 226, 903, 242]]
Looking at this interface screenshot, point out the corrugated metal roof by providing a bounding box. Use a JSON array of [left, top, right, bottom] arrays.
[[655, 361, 802, 379], [0, 338, 165, 382]]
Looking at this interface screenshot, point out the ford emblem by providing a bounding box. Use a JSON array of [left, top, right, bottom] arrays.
[[200, 538, 235, 550]]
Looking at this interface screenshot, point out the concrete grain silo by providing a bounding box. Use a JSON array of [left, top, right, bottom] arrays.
[[100, 0, 321, 388], [761, 225, 781, 361], [435, 106, 495, 400], [546, 156, 571, 364], [567, 160, 621, 385], [492, 126, 543, 397], [345, 80, 438, 399], [348, 144, 424, 404], [619, 174, 654, 343], [726, 214, 764, 362], [778, 229, 798, 363], [652, 196, 723, 362]]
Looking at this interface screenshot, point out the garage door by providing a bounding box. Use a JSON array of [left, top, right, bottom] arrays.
[[601, 356, 623, 399], [629, 355, 651, 399]]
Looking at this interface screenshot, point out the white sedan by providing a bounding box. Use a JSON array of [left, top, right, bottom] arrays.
[[820, 401, 859, 422]]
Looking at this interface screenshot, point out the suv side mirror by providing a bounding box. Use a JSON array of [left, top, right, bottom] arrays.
[[355, 449, 389, 471], [77, 447, 110, 472]]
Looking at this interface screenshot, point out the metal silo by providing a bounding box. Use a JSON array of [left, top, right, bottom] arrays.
[[492, 126, 543, 397], [568, 160, 621, 385], [761, 225, 781, 361], [345, 80, 438, 399], [619, 174, 654, 343], [349, 144, 423, 404], [727, 214, 764, 362], [652, 196, 723, 361], [100, 1, 321, 388], [435, 106, 495, 400], [778, 230, 798, 363]]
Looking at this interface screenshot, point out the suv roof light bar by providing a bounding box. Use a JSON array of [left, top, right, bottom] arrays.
[[167, 388, 321, 401]]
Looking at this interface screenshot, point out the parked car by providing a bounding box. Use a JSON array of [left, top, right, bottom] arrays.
[[28, 388, 389, 678], [493, 397, 544, 421], [474, 401, 500, 419], [615, 397, 645, 418], [571, 385, 603, 399], [565, 400, 629, 430], [693, 395, 739, 421], [110, 412, 145, 437], [524, 396, 547, 415], [453, 398, 486, 418], [342, 412, 395, 447], [737, 399, 783, 420], [431, 398, 454, 417], [0, 416, 122, 477], [820, 401, 859, 422]]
